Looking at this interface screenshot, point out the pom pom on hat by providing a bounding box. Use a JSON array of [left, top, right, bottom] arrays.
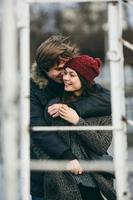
[[64, 55, 102, 85]]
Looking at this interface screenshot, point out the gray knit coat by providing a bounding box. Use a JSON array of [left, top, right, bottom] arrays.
[[42, 115, 116, 200]]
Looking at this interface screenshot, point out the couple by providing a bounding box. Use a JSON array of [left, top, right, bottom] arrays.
[[30, 35, 115, 200]]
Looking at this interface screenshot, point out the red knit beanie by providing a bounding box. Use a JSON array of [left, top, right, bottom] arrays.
[[64, 55, 102, 85]]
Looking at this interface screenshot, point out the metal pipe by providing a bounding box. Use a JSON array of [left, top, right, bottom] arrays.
[[122, 116, 133, 126], [31, 160, 115, 172], [26, 0, 118, 3], [17, 1, 30, 200], [123, 39, 133, 51], [30, 160, 133, 172], [1, 0, 18, 199], [107, 2, 130, 199], [1, 160, 133, 172], [32, 125, 119, 131]]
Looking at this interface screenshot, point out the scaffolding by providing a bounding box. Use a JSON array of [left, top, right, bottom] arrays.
[[0, 0, 133, 200]]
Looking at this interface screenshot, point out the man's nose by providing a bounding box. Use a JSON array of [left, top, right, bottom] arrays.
[[60, 70, 64, 76]]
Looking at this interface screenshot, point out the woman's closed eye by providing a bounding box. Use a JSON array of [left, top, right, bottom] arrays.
[[69, 72, 77, 77], [64, 71, 77, 77]]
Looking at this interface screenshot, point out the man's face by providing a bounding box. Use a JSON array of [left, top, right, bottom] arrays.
[[47, 61, 67, 83]]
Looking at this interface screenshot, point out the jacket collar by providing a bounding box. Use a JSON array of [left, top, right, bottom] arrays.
[[31, 62, 64, 94]]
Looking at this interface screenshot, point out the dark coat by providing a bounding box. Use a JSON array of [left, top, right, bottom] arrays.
[[30, 78, 111, 197]]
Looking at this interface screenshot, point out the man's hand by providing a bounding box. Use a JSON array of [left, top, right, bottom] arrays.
[[48, 104, 63, 118], [67, 159, 83, 175]]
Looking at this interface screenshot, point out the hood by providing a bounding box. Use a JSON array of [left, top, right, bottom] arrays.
[[31, 62, 48, 89]]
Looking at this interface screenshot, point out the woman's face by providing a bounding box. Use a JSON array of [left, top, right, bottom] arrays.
[[63, 67, 82, 96]]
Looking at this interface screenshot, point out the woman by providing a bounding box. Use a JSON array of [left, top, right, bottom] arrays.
[[44, 55, 116, 200]]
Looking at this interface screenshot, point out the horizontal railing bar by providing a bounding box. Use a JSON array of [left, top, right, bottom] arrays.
[[31, 126, 120, 131], [30, 160, 133, 172], [127, 119, 133, 126], [122, 116, 133, 126], [26, 0, 118, 4], [1, 160, 133, 172], [123, 39, 133, 51], [30, 160, 115, 172]]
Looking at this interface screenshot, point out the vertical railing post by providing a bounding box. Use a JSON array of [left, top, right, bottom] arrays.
[[17, 0, 30, 200], [1, 0, 18, 200], [107, 1, 130, 199]]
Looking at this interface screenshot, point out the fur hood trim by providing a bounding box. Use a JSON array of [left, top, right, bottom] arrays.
[[31, 62, 48, 89]]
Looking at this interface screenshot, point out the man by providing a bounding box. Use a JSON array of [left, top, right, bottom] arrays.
[[30, 35, 111, 200]]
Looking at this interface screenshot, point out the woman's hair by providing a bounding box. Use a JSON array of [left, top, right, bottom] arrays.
[[78, 74, 98, 96]]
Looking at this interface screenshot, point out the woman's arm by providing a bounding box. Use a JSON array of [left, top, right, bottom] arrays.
[[76, 116, 112, 155], [57, 104, 112, 155]]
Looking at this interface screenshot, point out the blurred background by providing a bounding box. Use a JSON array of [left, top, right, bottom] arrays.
[[0, 1, 133, 198]]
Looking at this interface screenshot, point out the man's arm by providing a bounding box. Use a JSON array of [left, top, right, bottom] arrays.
[[30, 80, 73, 159], [69, 83, 111, 118], [30, 82, 84, 174]]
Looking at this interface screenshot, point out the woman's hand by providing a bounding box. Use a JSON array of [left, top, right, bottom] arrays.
[[59, 105, 80, 125], [67, 159, 83, 175], [48, 104, 63, 118], [48, 104, 80, 124]]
